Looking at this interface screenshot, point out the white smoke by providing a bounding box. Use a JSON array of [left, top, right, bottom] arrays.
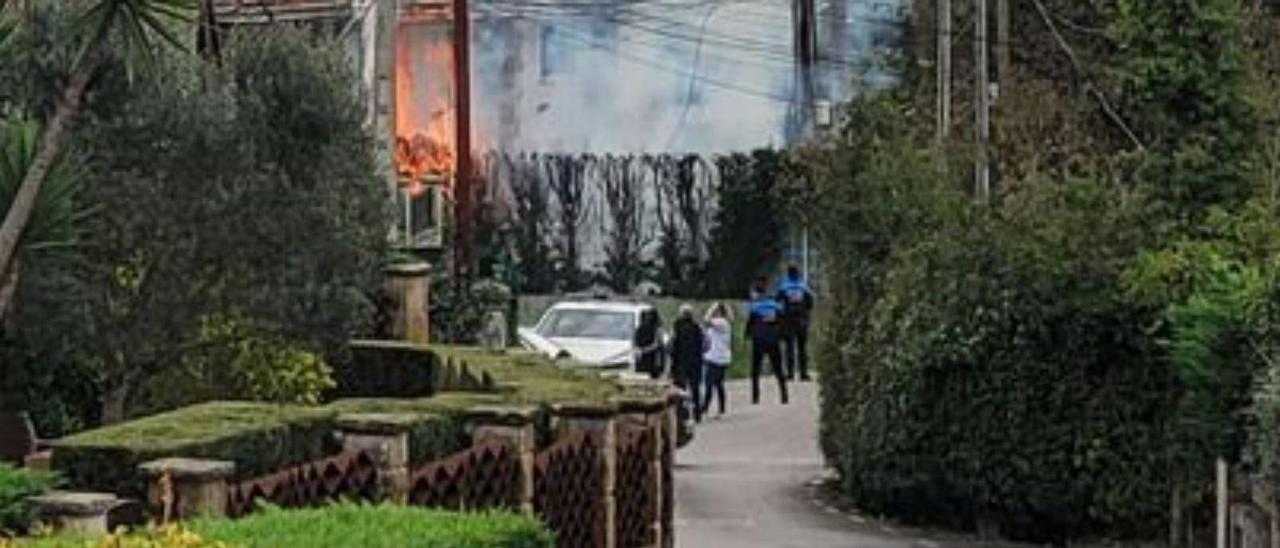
[[471, 0, 905, 155]]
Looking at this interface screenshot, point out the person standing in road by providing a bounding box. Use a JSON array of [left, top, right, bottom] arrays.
[[747, 279, 788, 405], [672, 304, 706, 423], [778, 265, 815, 382], [634, 308, 664, 379], [702, 301, 733, 418]]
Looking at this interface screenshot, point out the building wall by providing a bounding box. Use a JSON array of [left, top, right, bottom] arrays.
[[468, 0, 908, 154]]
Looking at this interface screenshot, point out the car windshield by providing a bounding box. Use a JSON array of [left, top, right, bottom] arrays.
[[537, 309, 635, 340]]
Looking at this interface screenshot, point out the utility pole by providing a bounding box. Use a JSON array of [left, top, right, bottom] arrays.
[[452, 0, 473, 276], [975, 0, 990, 202], [937, 0, 951, 139], [788, 0, 818, 142], [997, 0, 1010, 86]]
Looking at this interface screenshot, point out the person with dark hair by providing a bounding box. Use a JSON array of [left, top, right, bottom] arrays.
[[747, 279, 788, 405], [778, 264, 815, 381], [671, 304, 706, 422], [634, 308, 664, 379]]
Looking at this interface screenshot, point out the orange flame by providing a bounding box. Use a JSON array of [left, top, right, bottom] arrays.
[[395, 19, 455, 189]]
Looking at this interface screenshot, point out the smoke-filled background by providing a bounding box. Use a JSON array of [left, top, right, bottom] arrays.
[[469, 0, 909, 154]]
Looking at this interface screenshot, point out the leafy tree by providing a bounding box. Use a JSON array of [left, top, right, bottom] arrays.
[[0, 117, 87, 322], [600, 154, 646, 294], [1114, 0, 1258, 217], [704, 150, 788, 298], [0, 0, 193, 318], [8, 29, 388, 422]]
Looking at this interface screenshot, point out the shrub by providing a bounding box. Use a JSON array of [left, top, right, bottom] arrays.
[[51, 402, 337, 499], [329, 342, 442, 400], [193, 503, 553, 548], [15, 504, 555, 548], [0, 465, 55, 536]]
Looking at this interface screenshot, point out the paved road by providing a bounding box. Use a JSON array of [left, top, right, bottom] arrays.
[[673, 380, 975, 548]]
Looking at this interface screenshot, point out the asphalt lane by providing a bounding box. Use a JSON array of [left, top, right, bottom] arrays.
[[672, 379, 959, 548]]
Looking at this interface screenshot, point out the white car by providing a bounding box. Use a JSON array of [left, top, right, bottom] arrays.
[[517, 301, 665, 370], [518, 299, 696, 447]]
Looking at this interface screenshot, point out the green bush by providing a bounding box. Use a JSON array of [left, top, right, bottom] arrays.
[[0, 464, 55, 536], [195, 504, 553, 548], [822, 180, 1170, 540], [19, 503, 555, 548], [329, 342, 442, 400], [51, 402, 337, 499]]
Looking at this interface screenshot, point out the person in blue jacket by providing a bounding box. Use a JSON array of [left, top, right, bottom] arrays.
[[746, 278, 789, 405], [777, 264, 815, 381]]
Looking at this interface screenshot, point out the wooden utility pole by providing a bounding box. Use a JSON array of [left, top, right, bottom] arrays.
[[974, 0, 990, 202], [452, 0, 473, 276], [937, 0, 951, 139]]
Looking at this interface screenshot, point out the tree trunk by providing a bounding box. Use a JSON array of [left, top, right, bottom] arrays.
[[0, 49, 101, 290], [0, 257, 18, 328], [100, 380, 133, 425]]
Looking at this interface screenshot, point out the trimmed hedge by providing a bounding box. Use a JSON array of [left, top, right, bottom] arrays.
[[51, 402, 337, 499], [19, 503, 555, 547], [0, 465, 55, 536], [330, 341, 442, 400], [49, 345, 622, 495]]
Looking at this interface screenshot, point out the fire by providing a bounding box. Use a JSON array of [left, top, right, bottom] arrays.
[[394, 18, 455, 190]]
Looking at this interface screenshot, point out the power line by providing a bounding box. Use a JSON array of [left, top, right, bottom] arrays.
[[527, 15, 798, 103], [478, 2, 899, 68], [665, 4, 720, 149]]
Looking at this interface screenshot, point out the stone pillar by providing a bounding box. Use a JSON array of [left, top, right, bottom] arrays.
[[384, 262, 431, 344], [662, 387, 681, 548], [138, 458, 235, 520], [30, 491, 121, 536], [466, 406, 538, 514], [552, 402, 619, 548], [337, 413, 415, 504], [23, 450, 51, 471], [614, 395, 668, 548]]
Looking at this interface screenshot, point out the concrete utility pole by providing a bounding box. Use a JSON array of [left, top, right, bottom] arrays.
[[937, 0, 951, 139], [997, 0, 1010, 85], [452, 0, 473, 275], [974, 0, 991, 203], [789, 0, 819, 142]]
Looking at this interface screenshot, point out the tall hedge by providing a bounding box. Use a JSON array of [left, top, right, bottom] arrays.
[[821, 178, 1171, 540]]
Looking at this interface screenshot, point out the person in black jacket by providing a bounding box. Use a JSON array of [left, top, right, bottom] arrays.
[[777, 265, 815, 381], [747, 279, 788, 405], [633, 308, 663, 379], [671, 304, 706, 422]]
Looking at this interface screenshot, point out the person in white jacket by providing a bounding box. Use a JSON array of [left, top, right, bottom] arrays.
[[702, 302, 733, 417]]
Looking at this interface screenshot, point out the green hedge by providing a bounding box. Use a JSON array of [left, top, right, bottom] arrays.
[[50, 346, 622, 495], [51, 402, 337, 499], [21, 503, 555, 547], [816, 166, 1175, 539], [329, 341, 442, 400], [0, 464, 55, 536]]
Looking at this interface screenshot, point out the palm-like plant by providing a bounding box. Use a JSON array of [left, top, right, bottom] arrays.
[[0, 0, 193, 318], [0, 116, 89, 318]]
